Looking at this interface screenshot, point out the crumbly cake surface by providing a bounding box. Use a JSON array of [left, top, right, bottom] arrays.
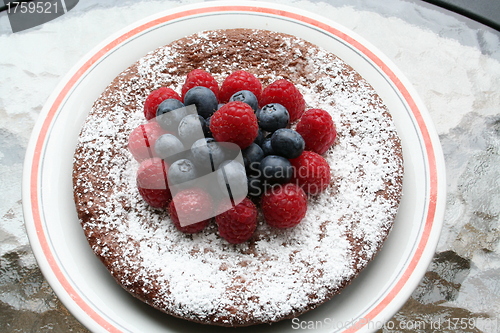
[[73, 29, 404, 326]]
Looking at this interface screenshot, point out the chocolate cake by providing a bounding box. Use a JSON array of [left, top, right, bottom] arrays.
[[72, 29, 404, 326]]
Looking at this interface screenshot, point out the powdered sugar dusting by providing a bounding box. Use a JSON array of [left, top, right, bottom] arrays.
[[72, 29, 403, 326]]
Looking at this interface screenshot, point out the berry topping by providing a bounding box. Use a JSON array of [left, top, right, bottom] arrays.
[[257, 103, 290, 132], [229, 90, 259, 112], [136, 157, 171, 208], [177, 114, 206, 147], [270, 128, 305, 159], [128, 121, 165, 162], [261, 183, 307, 229], [154, 133, 185, 163], [184, 86, 219, 119], [259, 155, 293, 185], [190, 137, 226, 171], [156, 98, 186, 133], [210, 101, 259, 149], [217, 160, 248, 202], [144, 87, 181, 121], [254, 129, 266, 147], [169, 188, 212, 232], [260, 137, 274, 156], [216, 198, 258, 244], [295, 108, 337, 155], [260, 79, 305, 122], [219, 70, 262, 103], [242, 143, 265, 175], [131, 70, 334, 242], [167, 158, 198, 186], [290, 151, 331, 195], [181, 69, 219, 100]]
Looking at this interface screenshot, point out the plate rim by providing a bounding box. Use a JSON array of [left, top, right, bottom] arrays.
[[22, 1, 446, 332]]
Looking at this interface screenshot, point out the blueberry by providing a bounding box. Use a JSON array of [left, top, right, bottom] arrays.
[[217, 160, 248, 201], [261, 137, 274, 156], [167, 158, 198, 186], [156, 99, 186, 132], [257, 103, 289, 132], [230, 90, 259, 112], [154, 134, 185, 163], [254, 129, 266, 146], [271, 128, 304, 159], [242, 143, 264, 175], [259, 155, 293, 185], [178, 114, 206, 147], [190, 138, 226, 172], [184, 86, 218, 119]]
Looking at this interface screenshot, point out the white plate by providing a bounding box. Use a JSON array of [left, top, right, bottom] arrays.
[[23, 2, 446, 332]]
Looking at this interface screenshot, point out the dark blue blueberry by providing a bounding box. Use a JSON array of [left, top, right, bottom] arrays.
[[230, 90, 259, 112], [154, 134, 185, 164], [259, 155, 293, 185], [271, 128, 304, 159], [254, 129, 266, 146], [178, 114, 206, 147], [261, 137, 274, 156], [217, 160, 248, 201], [257, 103, 289, 133], [167, 158, 198, 186], [242, 143, 264, 176], [190, 138, 226, 173], [184, 86, 218, 119], [156, 99, 186, 132]]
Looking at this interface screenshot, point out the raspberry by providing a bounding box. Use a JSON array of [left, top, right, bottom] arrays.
[[181, 69, 220, 100], [210, 101, 258, 149], [219, 70, 262, 103], [216, 198, 258, 244], [261, 183, 307, 228], [260, 79, 305, 122], [290, 151, 331, 195], [169, 188, 213, 233], [144, 87, 181, 121], [128, 121, 165, 162], [136, 158, 171, 208], [295, 108, 337, 155]]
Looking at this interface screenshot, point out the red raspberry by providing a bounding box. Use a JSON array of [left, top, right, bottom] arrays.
[[295, 108, 337, 155], [136, 158, 171, 208], [210, 101, 258, 149], [216, 198, 258, 244], [169, 188, 213, 233], [219, 70, 262, 103], [261, 183, 307, 228], [290, 151, 331, 195], [181, 69, 220, 100], [128, 121, 165, 162], [144, 87, 181, 121], [260, 79, 305, 122]]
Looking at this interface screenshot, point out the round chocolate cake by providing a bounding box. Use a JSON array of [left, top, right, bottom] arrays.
[[73, 29, 404, 326]]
